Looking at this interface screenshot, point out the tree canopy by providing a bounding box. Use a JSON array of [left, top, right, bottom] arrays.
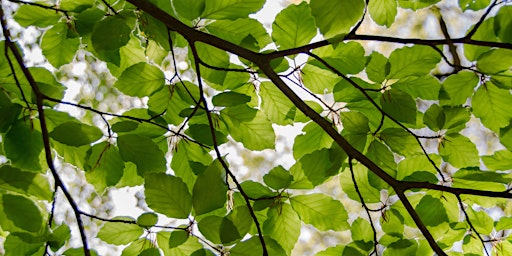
[[1, 0, 512, 255]]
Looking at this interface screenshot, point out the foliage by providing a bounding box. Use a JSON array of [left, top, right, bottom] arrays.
[[1, 0, 512, 255]]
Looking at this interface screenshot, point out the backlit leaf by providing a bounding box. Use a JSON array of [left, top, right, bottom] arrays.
[[221, 105, 275, 150], [439, 134, 479, 168], [290, 194, 349, 231], [387, 46, 441, 79], [202, 0, 265, 20], [3, 194, 43, 233], [472, 82, 512, 132], [380, 89, 417, 124], [4, 120, 43, 172], [272, 2, 317, 49], [368, 0, 397, 27], [192, 160, 228, 215], [145, 173, 192, 219], [263, 203, 301, 254], [41, 22, 80, 68], [50, 121, 103, 147], [310, 0, 365, 38], [114, 63, 165, 97], [98, 216, 143, 245], [117, 134, 166, 175]]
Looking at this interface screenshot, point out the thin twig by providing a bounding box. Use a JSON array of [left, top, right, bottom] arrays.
[[189, 41, 268, 256], [349, 157, 379, 255], [456, 195, 491, 256], [306, 51, 446, 182], [1, 5, 91, 255]]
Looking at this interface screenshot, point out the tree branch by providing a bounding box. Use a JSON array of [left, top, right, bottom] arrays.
[[0, 5, 90, 255]]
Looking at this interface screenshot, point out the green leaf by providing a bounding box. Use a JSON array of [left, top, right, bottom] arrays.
[[383, 239, 418, 255], [263, 203, 301, 254], [495, 6, 512, 43], [186, 124, 228, 147], [173, 0, 205, 20], [500, 121, 512, 151], [4, 120, 43, 172], [452, 168, 512, 184], [41, 22, 80, 68], [121, 238, 155, 256], [192, 160, 228, 215], [198, 216, 241, 245], [301, 64, 342, 94], [290, 194, 349, 231], [443, 106, 471, 132], [477, 48, 512, 74], [380, 128, 423, 157], [333, 78, 379, 103], [459, 0, 491, 11], [415, 195, 448, 226], [227, 206, 253, 237], [50, 121, 102, 147], [84, 142, 125, 193], [0, 95, 21, 133], [368, 0, 397, 27], [3, 194, 43, 233], [340, 111, 370, 152], [229, 236, 286, 256], [91, 15, 131, 51], [310, 0, 365, 38], [465, 207, 494, 234], [423, 104, 445, 131], [300, 148, 344, 186], [117, 134, 166, 175], [114, 63, 165, 97], [366, 140, 397, 178], [387, 45, 441, 79], [206, 18, 271, 52], [351, 218, 374, 251], [495, 216, 512, 231], [340, 164, 381, 204], [293, 122, 333, 160], [439, 71, 479, 106], [380, 89, 417, 124], [212, 91, 251, 107], [14, 5, 61, 27], [240, 180, 277, 199], [272, 2, 317, 49], [145, 173, 192, 219], [202, 0, 265, 20], [221, 105, 275, 150], [382, 209, 406, 238], [259, 82, 295, 125], [3, 234, 44, 256], [311, 42, 366, 75], [171, 141, 212, 191], [97, 216, 143, 245], [169, 230, 189, 248], [60, 0, 94, 12], [366, 51, 389, 83], [398, 0, 441, 10], [397, 154, 441, 180], [439, 134, 479, 168], [263, 166, 293, 190], [482, 150, 512, 171], [137, 212, 158, 228], [392, 75, 441, 100], [472, 82, 512, 132], [158, 232, 204, 256], [194, 43, 230, 85], [0, 165, 52, 200]]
